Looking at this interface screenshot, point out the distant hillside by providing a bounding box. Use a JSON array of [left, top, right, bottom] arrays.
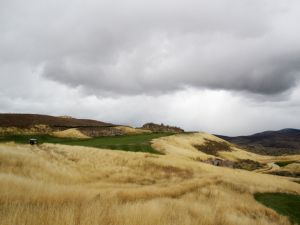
[[0, 114, 121, 137], [217, 129, 300, 156], [0, 113, 114, 128]]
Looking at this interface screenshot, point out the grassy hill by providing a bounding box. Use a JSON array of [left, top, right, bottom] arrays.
[[0, 113, 114, 128], [0, 132, 300, 225], [217, 129, 300, 156]]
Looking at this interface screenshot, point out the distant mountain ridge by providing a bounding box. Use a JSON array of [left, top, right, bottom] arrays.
[[217, 128, 300, 156]]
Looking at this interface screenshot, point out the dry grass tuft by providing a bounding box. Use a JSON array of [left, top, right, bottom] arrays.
[[51, 128, 91, 139], [114, 126, 152, 134]]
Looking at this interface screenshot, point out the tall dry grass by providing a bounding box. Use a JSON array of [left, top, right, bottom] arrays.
[[0, 133, 300, 225]]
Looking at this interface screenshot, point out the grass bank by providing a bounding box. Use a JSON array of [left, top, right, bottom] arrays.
[[254, 193, 300, 224]]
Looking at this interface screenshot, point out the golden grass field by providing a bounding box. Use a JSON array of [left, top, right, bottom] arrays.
[[0, 133, 300, 225]]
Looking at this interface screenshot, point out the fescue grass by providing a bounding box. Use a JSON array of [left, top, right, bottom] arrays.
[[254, 193, 300, 224], [274, 161, 298, 167], [0, 133, 173, 154], [1, 133, 300, 225]]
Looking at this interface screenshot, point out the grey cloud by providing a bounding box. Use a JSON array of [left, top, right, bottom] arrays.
[[1, 0, 300, 96]]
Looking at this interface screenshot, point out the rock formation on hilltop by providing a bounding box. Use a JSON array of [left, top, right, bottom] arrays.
[[141, 123, 184, 133]]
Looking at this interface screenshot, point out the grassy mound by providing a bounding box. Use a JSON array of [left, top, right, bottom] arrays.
[[52, 128, 91, 139], [254, 193, 300, 224]]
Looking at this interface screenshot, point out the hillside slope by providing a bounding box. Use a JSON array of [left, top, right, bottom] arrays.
[[0, 137, 299, 225], [0, 113, 114, 128], [217, 129, 300, 156], [0, 113, 125, 137]]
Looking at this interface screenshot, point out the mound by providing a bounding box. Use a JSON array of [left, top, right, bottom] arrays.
[[51, 128, 90, 139], [114, 126, 152, 135]]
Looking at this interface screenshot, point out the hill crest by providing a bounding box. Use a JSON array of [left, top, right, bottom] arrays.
[[0, 113, 115, 128]]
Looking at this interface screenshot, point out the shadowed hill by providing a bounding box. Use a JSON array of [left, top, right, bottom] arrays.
[[217, 129, 300, 156], [0, 113, 115, 128]]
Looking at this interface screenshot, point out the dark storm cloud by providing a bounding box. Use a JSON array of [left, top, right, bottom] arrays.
[[1, 0, 300, 96]]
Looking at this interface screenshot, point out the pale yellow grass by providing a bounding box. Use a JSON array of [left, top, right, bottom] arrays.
[[1, 133, 300, 225], [51, 128, 90, 139], [152, 132, 217, 159], [114, 126, 152, 134], [153, 132, 300, 165], [284, 163, 300, 172], [0, 124, 52, 135]]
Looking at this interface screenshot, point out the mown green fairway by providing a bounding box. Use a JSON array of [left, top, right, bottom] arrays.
[[0, 133, 173, 154], [254, 193, 300, 224]]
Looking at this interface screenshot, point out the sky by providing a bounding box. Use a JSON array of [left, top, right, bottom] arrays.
[[0, 0, 300, 136]]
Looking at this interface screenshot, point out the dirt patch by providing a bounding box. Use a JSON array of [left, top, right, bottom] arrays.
[[200, 158, 264, 171], [193, 139, 232, 156], [268, 171, 300, 178], [234, 159, 264, 171]]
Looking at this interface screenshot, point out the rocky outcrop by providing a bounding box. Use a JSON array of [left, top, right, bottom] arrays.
[[141, 123, 184, 133], [201, 158, 264, 171], [204, 158, 235, 168]]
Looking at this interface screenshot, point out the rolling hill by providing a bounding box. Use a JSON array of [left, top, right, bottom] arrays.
[[217, 129, 300, 156], [0, 113, 300, 225], [0, 132, 299, 225], [0, 113, 114, 128]]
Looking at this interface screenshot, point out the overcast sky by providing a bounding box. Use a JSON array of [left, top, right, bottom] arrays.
[[1, 0, 300, 135]]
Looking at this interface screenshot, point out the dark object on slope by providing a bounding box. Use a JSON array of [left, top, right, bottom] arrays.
[[142, 123, 184, 133], [29, 138, 38, 145], [217, 128, 300, 156]]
